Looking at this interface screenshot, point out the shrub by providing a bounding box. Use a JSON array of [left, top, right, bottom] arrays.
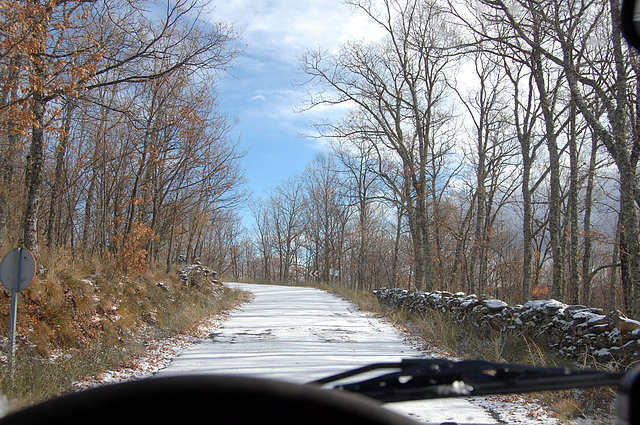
[[113, 222, 155, 275]]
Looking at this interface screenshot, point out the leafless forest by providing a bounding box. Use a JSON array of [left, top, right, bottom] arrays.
[[0, 1, 245, 271], [2, 1, 640, 319]]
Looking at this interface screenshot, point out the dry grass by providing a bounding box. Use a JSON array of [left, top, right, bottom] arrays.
[[312, 283, 383, 314], [407, 310, 560, 365], [4, 344, 132, 411], [0, 248, 250, 410], [318, 285, 618, 423]]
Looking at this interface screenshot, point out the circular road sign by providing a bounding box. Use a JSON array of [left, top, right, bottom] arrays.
[[0, 248, 36, 293]]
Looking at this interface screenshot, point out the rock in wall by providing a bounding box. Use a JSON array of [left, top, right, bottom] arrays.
[[373, 288, 640, 367], [178, 263, 220, 287]]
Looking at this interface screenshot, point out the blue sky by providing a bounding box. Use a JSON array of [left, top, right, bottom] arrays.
[[217, 52, 323, 200], [207, 1, 384, 218]]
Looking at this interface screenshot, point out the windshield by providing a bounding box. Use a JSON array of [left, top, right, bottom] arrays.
[[0, 0, 637, 424]]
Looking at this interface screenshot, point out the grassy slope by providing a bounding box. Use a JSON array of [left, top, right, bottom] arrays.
[[0, 251, 250, 410]]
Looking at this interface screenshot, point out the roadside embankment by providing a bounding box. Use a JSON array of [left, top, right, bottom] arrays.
[[0, 260, 249, 411]]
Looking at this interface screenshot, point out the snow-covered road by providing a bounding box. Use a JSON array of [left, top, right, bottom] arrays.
[[158, 283, 527, 424]]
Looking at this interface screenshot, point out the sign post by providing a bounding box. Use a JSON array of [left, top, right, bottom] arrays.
[[0, 248, 37, 377], [8, 291, 17, 374], [329, 268, 339, 284]]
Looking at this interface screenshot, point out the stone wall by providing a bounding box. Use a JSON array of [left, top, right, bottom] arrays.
[[374, 288, 640, 367], [178, 263, 220, 286]]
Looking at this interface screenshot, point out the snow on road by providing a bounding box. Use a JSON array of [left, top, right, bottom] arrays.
[[157, 283, 558, 424]]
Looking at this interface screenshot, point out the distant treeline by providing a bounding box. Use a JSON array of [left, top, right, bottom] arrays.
[[239, 0, 640, 319]]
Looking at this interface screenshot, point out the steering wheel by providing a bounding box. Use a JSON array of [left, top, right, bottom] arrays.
[[0, 375, 420, 425]]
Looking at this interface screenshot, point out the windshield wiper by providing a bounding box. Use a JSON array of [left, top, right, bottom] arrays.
[[310, 359, 625, 403]]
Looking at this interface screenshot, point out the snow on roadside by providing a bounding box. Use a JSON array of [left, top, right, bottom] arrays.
[[73, 284, 564, 425], [470, 395, 559, 425], [385, 312, 562, 424], [72, 311, 236, 390]]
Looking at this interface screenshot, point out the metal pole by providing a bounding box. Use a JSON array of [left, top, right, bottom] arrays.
[[9, 248, 23, 379], [8, 290, 17, 378]]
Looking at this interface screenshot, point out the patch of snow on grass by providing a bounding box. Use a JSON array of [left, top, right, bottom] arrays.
[[72, 314, 232, 390], [471, 395, 559, 424]]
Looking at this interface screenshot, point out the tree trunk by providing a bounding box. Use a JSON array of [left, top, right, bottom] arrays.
[[618, 163, 640, 316], [0, 54, 21, 245], [20, 61, 47, 256], [582, 130, 598, 305], [46, 97, 76, 247], [568, 100, 580, 304], [531, 39, 564, 300], [521, 144, 533, 302], [610, 0, 640, 318], [421, 201, 433, 292], [430, 172, 444, 287], [472, 148, 487, 295], [357, 195, 367, 290], [562, 0, 640, 316], [391, 206, 402, 288], [609, 221, 621, 313], [81, 170, 95, 255], [452, 201, 473, 293]]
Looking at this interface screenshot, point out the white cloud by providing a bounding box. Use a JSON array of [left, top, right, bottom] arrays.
[[339, 9, 388, 44], [209, 0, 387, 159], [208, 0, 385, 64]]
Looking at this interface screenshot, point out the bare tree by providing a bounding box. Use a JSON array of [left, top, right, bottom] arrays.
[[333, 136, 381, 289], [302, 0, 457, 290], [6, 0, 239, 257], [267, 178, 306, 283], [303, 154, 350, 283], [449, 52, 518, 294]]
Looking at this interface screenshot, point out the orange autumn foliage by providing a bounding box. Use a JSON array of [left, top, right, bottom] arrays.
[[113, 222, 155, 275], [531, 285, 550, 299]]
